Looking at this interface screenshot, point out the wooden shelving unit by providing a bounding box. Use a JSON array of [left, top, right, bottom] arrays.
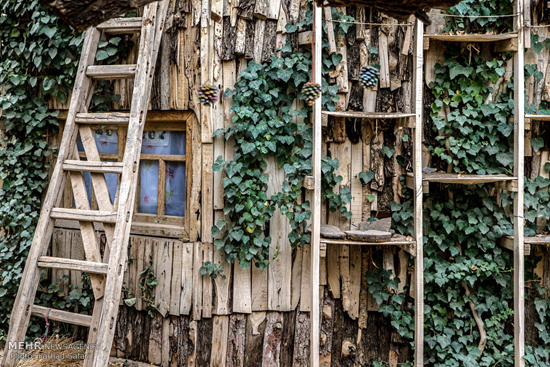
[[420, 6, 525, 366]]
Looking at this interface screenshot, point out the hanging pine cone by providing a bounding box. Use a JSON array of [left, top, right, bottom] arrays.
[[198, 84, 219, 105], [302, 82, 322, 106], [359, 66, 380, 89]]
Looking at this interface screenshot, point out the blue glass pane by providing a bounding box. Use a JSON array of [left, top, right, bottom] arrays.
[[165, 162, 185, 217]]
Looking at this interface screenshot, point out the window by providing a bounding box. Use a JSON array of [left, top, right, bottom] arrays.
[[74, 115, 191, 238]]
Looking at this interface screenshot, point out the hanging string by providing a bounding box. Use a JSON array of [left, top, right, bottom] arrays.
[[441, 12, 520, 18], [329, 19, 412, 26]]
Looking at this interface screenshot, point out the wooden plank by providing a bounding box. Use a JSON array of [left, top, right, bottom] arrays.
[[350, 142, 363, 229], [51, 208, 117, 223], [495, 37, 518, 52], [170, 241, 183, 316], [233, 263, 252, 313], [413, 18, 424, 367], [254, 0, 281, 19], [63, 160, 124, 174], [347, 245, 361, 320], [300, 244, 312, 311], [96, 17, 143, 34], [424, 33, 518, 42], [180, 242, 194, 315], [211, 0, 223, 22], [311, 9, 322, 364], [253, 19, 266, 64], [75, 112, 130, 124], [135, 237, 145, 311], [32, 305, 92, 327], [213, 214, 232, 315], [291, 246, 303, 310], [202, 144, 214, 243], [340, 244, 351, 314], [86, 64, 137, 79], [252, 261, 268, 311], [37, 256, 108, 274], [189, 115, 202, 241], [193, 241, 203, 320], [156, 240, 173, 317], [324, 7, 337, 53], [203, 243, 214, 318], [210, 316, 230, 366], [379, 31, 390, 89], [235, 19, 248, 56], [267, 158, 292, 311], [335, 20, 348, 93]]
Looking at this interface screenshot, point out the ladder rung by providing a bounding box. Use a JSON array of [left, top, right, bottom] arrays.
[[50, 208, 117, 223], [75, 112, 130, 125], [86, 65, 136, 80], [97, 17, 143, 34], [64, 160, 124, 174], [32, 305, 92, 327], [37, 256, 108, 275]]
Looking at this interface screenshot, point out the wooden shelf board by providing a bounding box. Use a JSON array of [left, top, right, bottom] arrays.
[[525, 236, 550, 245], [322, 111, 415, 119], [321, 234, 414, 246], [423, 172, 516, 185], [424, 33, 517, 42], [525, 114, 550, 121], [499, 236, 532, 256]]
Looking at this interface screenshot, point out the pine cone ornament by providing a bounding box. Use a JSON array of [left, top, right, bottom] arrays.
[[198, 84, 219, 105], [359, 66, 380, 89], [302, 82, 322, 106]]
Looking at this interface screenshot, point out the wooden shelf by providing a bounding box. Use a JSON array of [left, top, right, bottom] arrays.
[[424, 33, 517, 42], [424, 33, 518, 52], [320, 234, 416, 255], [322, 111, 415, 128], [423, 173, 517, 189], [499, 236, 532, 256], [525, 114, 550, 121], [322, 111, 414, 119]]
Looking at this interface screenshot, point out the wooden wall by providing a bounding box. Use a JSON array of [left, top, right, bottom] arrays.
[[45, 0, 550, 365]]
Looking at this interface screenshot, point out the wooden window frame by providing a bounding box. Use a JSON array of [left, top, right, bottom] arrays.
[[58, 110, 194, 240]]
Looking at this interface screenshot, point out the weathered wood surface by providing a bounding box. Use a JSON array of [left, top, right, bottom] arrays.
[[44, 0, 158, 31]]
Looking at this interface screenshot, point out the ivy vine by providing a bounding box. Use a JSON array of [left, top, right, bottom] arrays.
[[210, 11, 356, 270]]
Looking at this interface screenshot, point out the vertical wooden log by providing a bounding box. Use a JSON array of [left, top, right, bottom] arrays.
[[262, 312, 284, 366], [226, 314, 247, 367], [244, 312, 267, 367]]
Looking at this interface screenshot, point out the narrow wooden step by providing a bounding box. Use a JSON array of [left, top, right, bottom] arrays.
[[97, 17, 142, 34], [37, 256, 108, 275], [86, 65, 136, 80], [64, 160, 124, 174], [50, 208, 117, 223], [32, 305, 92, 327], [75, 112, 130, 125]]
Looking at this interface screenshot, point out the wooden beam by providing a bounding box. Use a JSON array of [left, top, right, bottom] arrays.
[[37, 256, 108, 274], [310, 5, 322, 367], [413, 18, 424, 367], [513, 0, 525, 364], [32, 305, 92, 327]]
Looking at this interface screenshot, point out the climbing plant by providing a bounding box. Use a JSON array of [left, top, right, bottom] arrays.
[[0, 0, 135, 341], [365, 0, 550, 365], [210, 10, 356, 271]]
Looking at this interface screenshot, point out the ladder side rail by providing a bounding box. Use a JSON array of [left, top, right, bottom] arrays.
[[513, 0, 525, 365], [413, 18, 424, 367], [0, 27, 101, 367], [91, 2, 170, 365]]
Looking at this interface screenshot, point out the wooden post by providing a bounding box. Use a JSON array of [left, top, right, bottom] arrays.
[[310, 4, 322, 367], [514, 0, 525, 366], [413, 18, 424, 367]]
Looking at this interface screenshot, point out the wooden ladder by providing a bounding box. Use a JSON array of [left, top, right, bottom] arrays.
[[1, 2, 169, 367]]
